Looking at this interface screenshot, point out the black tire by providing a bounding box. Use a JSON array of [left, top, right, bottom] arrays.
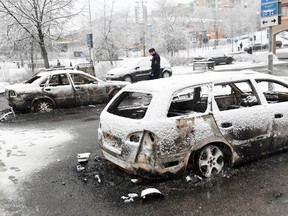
[[123, 75, 133, 83], [33, 99, 55, 113], [162, 71, 171, 78], [194, 145, 226, 178]]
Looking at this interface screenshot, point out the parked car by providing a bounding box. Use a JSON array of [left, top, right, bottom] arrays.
[[195, 50, 233, 65], [5, 69, 128, 113], [98, 71, 288, 179], [246, 41, 282, 51], [244, 43, 264, 52], [75, 62, 95, 76], [106, 57, 172, 83]]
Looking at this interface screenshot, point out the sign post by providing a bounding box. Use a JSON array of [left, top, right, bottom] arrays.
[[260, 0, 282, 76]]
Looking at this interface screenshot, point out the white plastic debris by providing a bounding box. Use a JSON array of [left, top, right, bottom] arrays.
[[77, 153, 91, 163], [131, 179, 139, 184], [76, 165, 85, 172], [94, 174, 101, 183], [141, 188, 162, 199], [186, 176, 192, 182], [128, 193, 138, 198], [121, 193, 139, 203]]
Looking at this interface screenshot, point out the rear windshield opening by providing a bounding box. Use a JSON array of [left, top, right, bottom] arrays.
[[107, 91, 152, 119]]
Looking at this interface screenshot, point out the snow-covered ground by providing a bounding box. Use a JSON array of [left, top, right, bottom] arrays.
[[0, 127, 74, 194]]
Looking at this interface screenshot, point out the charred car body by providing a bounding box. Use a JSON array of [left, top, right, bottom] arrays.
[[5, 70, 128, 112], [106, 57, 172, 83], [98, 71, 288, 179]]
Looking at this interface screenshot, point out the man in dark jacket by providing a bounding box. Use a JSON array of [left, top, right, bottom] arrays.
[[149, 48, 161, 79]]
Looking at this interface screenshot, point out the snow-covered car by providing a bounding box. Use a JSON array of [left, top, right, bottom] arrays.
[[5, 69, 128, 113], [195, 50, 233, 65], [106, 57, 172, 83], [98, 71, 288, 179]]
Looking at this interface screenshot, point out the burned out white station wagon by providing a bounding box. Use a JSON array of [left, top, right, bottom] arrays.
[[98, 71, 288, 178]]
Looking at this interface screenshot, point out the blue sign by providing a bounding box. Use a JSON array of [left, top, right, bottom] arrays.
[[261, 2, 278, 17], [261, 0, 276, 4]]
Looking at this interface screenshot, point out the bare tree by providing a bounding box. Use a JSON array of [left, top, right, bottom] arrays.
[[0, 0, 81, 68]]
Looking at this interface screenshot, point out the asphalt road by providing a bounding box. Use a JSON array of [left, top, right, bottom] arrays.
[[0, 100, 288, 216]]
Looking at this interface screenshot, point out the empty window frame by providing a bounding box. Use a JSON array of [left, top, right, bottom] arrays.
[[167, 85, 209, 117]]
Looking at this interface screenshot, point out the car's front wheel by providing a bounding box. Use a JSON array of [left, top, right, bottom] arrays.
[[195, 145, 225, 178], [123, 75, 133, 83], [33, 99, 55, 113], [162, 71, 171, 78]]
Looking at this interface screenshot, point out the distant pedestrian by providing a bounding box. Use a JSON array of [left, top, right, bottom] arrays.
[[57, 59, 61, 67], [240, 42, 243, 51], [248, 47, 253, 55], [149, 48, 161, 80]]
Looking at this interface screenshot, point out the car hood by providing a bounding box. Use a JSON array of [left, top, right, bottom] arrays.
[[106, 67, 133, 76]]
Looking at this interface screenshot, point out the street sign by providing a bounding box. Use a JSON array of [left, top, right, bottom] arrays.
[[260, 0, 281, 27], [203, 37, 209, 44], [261, 1, 278, 17], [261, 15, 279, 27], [261, 0, 277, 4]]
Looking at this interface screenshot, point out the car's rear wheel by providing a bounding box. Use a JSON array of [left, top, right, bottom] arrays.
[[33, 99, 55, 113], [162, 71, 171, 78], [195, 145, 225, 178], [123, 75, 133, 83]]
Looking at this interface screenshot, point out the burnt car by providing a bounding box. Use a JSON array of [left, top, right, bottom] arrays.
[[105, 57, 172, 83], [98, 71, 288, 179], [195, 50, 233, 65], [5, 69, 128, 113]]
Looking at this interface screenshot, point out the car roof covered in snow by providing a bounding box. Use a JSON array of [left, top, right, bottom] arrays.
[[123, 70, 286, 93]]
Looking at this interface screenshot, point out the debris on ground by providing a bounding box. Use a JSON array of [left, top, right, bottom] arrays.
[[76, 165, 85, 172], [94, 174, 101, 183], [94, 155, 100, 161], [0, 107, 16, 122], [77, 152, 91, 163], [121, 193, 139, 203], [141, 188, 163, 200]]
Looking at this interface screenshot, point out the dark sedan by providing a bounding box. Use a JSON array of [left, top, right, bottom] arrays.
[[195, 50, 234, 65]]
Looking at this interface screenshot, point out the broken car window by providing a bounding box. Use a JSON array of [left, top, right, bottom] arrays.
[[256, 79, 288, 103], [107, 91, 152, 119], [70, 74, 97, 85], [214, 81, 259, 111], [167, 85, 209, 117]]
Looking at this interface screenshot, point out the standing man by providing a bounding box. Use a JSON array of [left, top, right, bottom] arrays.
[[149, 48, 161, 80], [240, 42, 243, 51]]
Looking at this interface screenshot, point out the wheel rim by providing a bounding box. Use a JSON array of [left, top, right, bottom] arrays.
[[37, 101, 53, 113], [198, 145, 224, 178], [163, 72, 170, 78], [124, 76, 132, 83]]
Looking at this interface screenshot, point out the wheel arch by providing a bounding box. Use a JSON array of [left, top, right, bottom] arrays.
[[186, 141, 234, 171], [31, 96, 56, 112]]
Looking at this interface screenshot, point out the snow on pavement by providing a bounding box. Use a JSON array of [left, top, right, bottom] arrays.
[[0, 127, 74, 194]]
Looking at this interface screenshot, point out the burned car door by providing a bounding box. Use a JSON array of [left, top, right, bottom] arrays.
[[44, 74, 75, 106], [163, 85, 221, 155], [212, 81, 273, 159], [70, 73, 107, 105], [133, 59, 151, 81], [255, 79, 288, 151]]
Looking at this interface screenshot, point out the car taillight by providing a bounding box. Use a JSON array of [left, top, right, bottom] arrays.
[[127, 132, 143, 143]]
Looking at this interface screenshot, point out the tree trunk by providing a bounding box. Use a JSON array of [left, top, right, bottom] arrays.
[[38, 32, 49, 68]]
